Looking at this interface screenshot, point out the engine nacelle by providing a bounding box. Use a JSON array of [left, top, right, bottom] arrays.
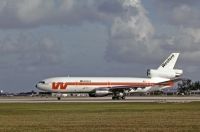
[[174, 69, 183, 77], [147, 69, 183, 79], [89, 88, 111, 97]]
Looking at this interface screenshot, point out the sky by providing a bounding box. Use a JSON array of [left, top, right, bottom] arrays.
[[0, 0, 200, 92]]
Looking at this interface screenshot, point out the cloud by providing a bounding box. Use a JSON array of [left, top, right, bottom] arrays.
[[0, 0, 159, 64], [104, 0, 200, 67], [0, 0, 200, 70], [146, 0, 200, 77], [0, 0, 73, 28], [153, 0, 200, 28], [161, 27, 200, 63], [0, 32, 62, 70], [105, 0, 158, 63], [1, 0, 200, 92], [0, 0, 123, 28], [151, 0, 200, 58]]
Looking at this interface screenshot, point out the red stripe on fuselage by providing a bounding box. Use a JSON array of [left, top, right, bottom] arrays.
[[51, 82, 157, 90]]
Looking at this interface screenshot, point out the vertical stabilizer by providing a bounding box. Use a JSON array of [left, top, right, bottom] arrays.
[[147, 53, 182, 79], [158, 53, 179, 71]]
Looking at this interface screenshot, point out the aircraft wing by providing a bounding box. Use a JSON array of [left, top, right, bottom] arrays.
[[107, 78, 184, 92], [108, 85, 148, 92]]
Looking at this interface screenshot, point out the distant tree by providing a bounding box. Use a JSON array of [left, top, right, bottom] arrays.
[[191, 81, 200, 90], [177, 79, 192, 95], [177, 79, 200, 94]]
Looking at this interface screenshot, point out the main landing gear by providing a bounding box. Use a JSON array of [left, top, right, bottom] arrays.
[[112, 92, 126, 100], [56, 93, 62, 100]]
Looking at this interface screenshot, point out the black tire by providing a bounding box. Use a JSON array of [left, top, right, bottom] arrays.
[[57, 97, 61, 100], [122, 96, 126, 100], [116, 96, 121, 100], [112, 96, 117, 100]]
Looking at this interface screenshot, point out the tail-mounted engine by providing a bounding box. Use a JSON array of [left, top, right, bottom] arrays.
[[147, 69, 183, 78]]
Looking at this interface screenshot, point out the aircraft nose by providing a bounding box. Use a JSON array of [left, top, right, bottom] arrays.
[[35, 81, 45, 89], [35, 83, 40, 89]]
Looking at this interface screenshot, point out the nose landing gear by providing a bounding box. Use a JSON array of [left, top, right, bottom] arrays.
[[56, 93, 62, 100]]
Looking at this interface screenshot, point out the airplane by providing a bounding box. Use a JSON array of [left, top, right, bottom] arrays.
[[36, 53, 183, 100]]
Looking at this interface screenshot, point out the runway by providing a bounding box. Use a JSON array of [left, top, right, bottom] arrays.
[[0, 96, 200, 103]]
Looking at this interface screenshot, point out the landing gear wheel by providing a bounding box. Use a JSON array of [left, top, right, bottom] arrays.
[[112, 91, 126, 100], [112, 96, 117, 100], [56, 93, 62, 100], [121, 96, 126, 100], [112, 96, 125, 100], [116, 96, 120, 100]]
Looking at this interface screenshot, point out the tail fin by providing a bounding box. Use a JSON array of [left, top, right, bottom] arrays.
[[147, 53, 182, 79], [157, 53, 179, 71]]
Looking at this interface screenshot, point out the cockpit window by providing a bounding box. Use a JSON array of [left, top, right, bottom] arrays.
[[38, 81, 45, 84]]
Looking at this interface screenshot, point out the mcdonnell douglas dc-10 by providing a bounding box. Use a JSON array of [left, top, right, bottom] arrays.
[[36, 53, 183, 100]]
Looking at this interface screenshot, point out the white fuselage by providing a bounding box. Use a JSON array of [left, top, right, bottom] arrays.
[[36, 53, 182, 99], [36, 77, 170, 93]]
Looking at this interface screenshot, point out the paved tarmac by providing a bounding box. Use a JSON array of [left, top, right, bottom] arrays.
[[0, 96, 200, 103]]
